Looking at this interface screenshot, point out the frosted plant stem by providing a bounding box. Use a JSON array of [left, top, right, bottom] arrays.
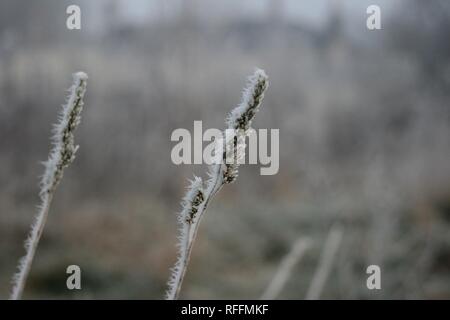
[[10, 193, 53, 300], [172, 175, 224, 300], [166, 69, 269, 300], [10, 72, 87, 300], [261, 237, 311, 300], [306, 225, 343, 300], [173, 224, 193, 300]]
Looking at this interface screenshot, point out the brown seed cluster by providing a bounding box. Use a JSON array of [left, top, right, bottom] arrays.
[[44, 74, 87, 195], [186, 190, 204, 224], [233, 73, 268, 131]]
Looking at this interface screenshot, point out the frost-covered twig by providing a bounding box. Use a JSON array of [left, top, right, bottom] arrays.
[[306, 225, 343, 300], [10, 72, 88, 300], [261, 237, 311, 300], [166, 69, 269, 300]]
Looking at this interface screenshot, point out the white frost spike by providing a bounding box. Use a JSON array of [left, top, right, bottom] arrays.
[[40, 71, 88, 196], [10, 72, 88, 300], [166, 69, 269, 300], [226, 68, 268, 130]]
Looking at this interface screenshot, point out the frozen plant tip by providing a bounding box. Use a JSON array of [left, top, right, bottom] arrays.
[[226, 68, 268, 131], [166, 69, 269, 300], [223, 69, 268, 183], [10, 72, 88, 300]]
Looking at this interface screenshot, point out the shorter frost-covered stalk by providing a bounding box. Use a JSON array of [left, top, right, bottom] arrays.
[[261, 237, 312, 300], [10, 72, 88, 300], [306, 225, 343, 300], [166, 69, 269, 300]]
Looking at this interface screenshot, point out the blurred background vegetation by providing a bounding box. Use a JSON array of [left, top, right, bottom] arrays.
[[0, 0, 449, 299]]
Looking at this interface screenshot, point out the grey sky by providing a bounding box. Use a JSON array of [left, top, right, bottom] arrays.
[[86, 0, 401, 32]]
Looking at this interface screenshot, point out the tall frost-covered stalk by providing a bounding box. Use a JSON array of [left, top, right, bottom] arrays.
[[10, 72, 88, 300], [166, 69, 269, 300]]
